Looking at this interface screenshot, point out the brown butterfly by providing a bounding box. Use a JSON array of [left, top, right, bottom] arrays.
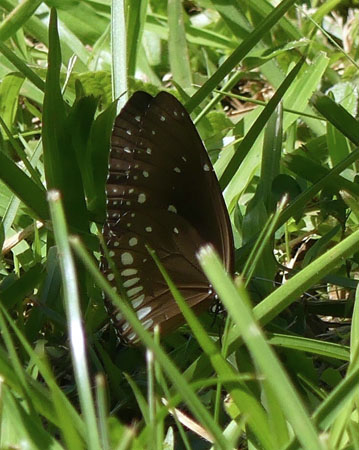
[[102, 91, 234, 343]]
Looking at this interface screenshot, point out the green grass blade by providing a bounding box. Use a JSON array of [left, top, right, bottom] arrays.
[[0, 116, 43, 189], [87, 101, 117, 221], [276, 148, 359, 230], [127, 0, 148, 78], [0, 0, 89, 69], [0, 303, 85, 449], [313, 93, 359, 145], [261, 103, 283, 212], [0, 264, 43, 309], [327, 275, 359, 445], [95, 374, 110, 450], [219, 56, 305, 190], [146, 12, 236, 49], [268, 334, 350, 361], [42, 9, 89, 233], [0, 151, 48, 221], [148, 246, 274, 449], [0, 0, 42, 41], [167, 0, 192, 89], [111, 0, 127, 108], [245, 0, 300, 39], [284, 153, 359, 196], [198, 246, 324, 450], [0, 72, 24, 130], [327, 120, 351, 168], [284, 366, 359, 450], [2, 385, 64, 450], [124, 372, 150, 425], [0, 42, 45, 92], [70, 236, 235, 450], [227, 229, 359, 351], [48, 190, 101, 450], [0, 306, 35, 413], [186, 0, 298, 112], [208, 0, 251, 38]]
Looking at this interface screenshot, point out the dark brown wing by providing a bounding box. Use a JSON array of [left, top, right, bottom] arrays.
[[102, 91, 234, 342]]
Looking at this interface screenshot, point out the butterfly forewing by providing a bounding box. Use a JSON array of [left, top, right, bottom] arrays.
[[103, 91, 234, 342]]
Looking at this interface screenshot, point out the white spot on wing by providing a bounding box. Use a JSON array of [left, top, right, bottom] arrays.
[[132, 294, 145, 308], [127, 286, 144, 297], [174, 167, 181, 173], [121, 268, 137, 276], [203, 163, 210, 171], [138, 193, 146, 203], [127, 332, 136, 341], [142, 319, 153, 330], [174, 227, 179, 234], [107, 273, 115, 281], [121, 252, 133, 265], [121, 323, 130, 333], [137, 306, 151, 320], [123, 277, 140, 288], [143, 171, 149, 177], [129, 237, 138, 246], [168, 205, 177, 213], [145, 226, 152, 232]]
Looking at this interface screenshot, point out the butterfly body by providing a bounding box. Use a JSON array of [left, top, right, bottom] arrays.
[[103, 91, 233, 342]]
